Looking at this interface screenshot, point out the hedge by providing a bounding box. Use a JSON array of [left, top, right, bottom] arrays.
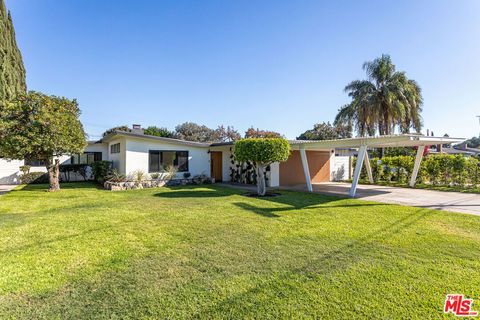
[[20, 172, 49, 184], [356, 154, 480, 187]]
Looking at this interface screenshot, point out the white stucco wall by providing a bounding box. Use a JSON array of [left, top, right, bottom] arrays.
[[268, 162, 280, 187], [124, 137, 210, 178], [85, 142, 109, 161], [107, 138, 126, 174], [0, 155, 72, 185], [331, 155, 351, 181], [0, 159, 24, 184]]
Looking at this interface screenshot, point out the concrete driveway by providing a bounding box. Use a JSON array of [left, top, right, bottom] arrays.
[[0, 184, 16, 196], [289, 182, 480, 216]]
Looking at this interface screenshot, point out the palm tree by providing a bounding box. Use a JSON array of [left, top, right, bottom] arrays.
[[335, 54, 423, 136]]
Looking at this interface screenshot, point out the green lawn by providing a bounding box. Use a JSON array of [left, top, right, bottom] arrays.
[[357, 179, 480, 194], [1, 183, 479, 319]]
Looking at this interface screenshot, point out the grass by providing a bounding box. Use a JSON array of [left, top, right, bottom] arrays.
[[1, 182, 480, 319], [357, 179, 480, 194]]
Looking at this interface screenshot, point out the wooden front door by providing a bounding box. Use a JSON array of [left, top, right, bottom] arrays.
[[210, 151, 223, 182]]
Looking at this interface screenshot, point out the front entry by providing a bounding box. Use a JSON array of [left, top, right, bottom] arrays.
[[210, 151, 223, 182]]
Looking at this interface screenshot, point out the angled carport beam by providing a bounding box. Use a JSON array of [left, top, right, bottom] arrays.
[[364, 149, 374, 184], [409, 145, 425, 187], [349, 145, 367, 198], [299, 146, 313, 192]]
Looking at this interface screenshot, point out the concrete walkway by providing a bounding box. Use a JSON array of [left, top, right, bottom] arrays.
[[0, 184, 16, 196], [288, 182, 480, 216]]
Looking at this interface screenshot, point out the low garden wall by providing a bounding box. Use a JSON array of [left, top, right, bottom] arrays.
[[104, 176, 212, 191], [104, 178, 199, 191]]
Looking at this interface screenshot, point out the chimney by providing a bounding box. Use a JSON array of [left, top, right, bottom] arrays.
[[426, 129, 430, 136], [132, 124, 144, 135]]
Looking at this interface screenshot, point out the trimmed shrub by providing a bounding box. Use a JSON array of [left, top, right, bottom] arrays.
[[20, 172, 48, 184], [192, 174, 212, 184], [19, 165, 30, 175], [356, 153, 480, 188], [59, 164, 89, 182], [150, 172, 161, 179], [91, 161, 113, 183], [234, 138, 290, 196]]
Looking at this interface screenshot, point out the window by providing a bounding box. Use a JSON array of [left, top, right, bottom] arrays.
[[24, 157, 47, 167], [148, 150, 189, 173], [110, 143, 120, 154], [71, 152, 102, 165]]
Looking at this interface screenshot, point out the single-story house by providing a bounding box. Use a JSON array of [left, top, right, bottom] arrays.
[[0, 124, 464, 197]]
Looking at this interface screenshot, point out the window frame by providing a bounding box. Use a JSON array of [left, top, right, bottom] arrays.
[[24, 157, 48, 167], [71, 152, 102, 165], [148, 150, 189, 173], [110, 143, 120, 154]]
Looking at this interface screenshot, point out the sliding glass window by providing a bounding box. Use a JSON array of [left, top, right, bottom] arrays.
[[148, 151, 189, 172]]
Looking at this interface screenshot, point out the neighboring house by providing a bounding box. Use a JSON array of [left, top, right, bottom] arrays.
[[429, 142, 480, 156]]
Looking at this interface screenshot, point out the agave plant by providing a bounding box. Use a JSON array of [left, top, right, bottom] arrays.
[[163, 165, 178, 180]]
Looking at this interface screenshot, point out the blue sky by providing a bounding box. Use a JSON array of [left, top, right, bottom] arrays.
[[6, 0, 480, 139]]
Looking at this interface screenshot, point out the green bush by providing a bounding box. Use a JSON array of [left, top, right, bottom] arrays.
[[91, 161, 113, 183], [234, 138, 291, 164], [356, 153, 480, 188], [59, 164, 89, 182], [234, 138, 290, 196], [20, 172, 48, 184], [19, 165, 30, 175]]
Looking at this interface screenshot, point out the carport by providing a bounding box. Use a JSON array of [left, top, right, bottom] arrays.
[[290, 134, 465, 197]]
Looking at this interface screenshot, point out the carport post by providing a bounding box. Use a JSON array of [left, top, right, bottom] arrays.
[[409, 145, 425, 187], [349, 145, 367, 198], [299, 146, 313, 192], [364, 150, 374, 184]]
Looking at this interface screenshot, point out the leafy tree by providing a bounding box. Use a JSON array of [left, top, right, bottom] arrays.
[[335, 54, 423, 136], [234, 138, 290, 196], [0, 92, 87, 191], [175, 122, 216, 142], [214, 125, 241, 142], [144, 126, 177, 138], [465, 137, 480, 148], [244, 127, 283, 139], [297, 121, 352, 140], [102, 125, 130, 137], [0, 0, 26, 107]]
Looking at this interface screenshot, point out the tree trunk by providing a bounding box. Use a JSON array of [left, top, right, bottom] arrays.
[[47, 158, 60, 192], [256, 164, 267, 196]]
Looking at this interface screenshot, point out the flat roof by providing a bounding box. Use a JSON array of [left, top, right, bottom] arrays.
[[290, 134, 465, 150], [101, 131, 211, 147], [98, 132, 465, 150]]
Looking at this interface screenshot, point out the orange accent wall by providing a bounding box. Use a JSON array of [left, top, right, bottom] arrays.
[[279, 150, 331, 186]]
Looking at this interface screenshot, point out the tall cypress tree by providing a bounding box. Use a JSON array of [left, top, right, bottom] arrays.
[[0, 0, 26, 106]]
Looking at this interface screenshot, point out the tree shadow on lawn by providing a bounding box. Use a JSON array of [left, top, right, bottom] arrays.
[[154, 186, 240, 199], [232, 190, 389, 218], [153, 186, 388, 218], [12, 182, 104, 192]]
